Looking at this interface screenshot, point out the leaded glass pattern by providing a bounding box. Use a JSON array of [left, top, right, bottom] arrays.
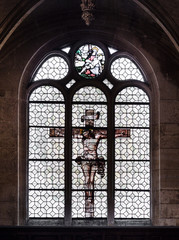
[[108, 47, 118, 54], [29, 103, 65, 127], [115, 87, 150, 219], [103, 79, 113, 89], [111, 57, 144, 81], [115, 129, 150, 161], [73, 86, 107, 102], [29, 190, 64, 218], [28, 41, 151, 224], [28, 86, 65, 218], [72, 191, 107, 218], [29, 86, 64, 102], [66, 79, 76, 88], [115, 191, 150, 218], [116, 87, 149, 102], [33, 56, 69, 81], [115, 161, 150, 190], [29, 161, 65, 189], [74, 44, 105, 79], [72, 87, 107, 218], [61, 47, 71, 54], [29, 127, 65, 159], [115, 105, 150, 128]]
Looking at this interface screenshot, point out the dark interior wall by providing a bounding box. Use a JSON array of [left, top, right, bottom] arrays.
[[0, 0, 178, 226]]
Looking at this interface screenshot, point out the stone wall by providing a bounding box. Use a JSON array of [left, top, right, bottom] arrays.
[[160, 77, 179, 225]]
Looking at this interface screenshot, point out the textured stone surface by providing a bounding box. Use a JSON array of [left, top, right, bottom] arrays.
[[160, 149, 179, 170], [158, 219, 177, 226], [0, 202, 17, 225], [160, 204, 179, 218], [160, 124, 179, 149], [0, 182, 17, 202], [176, 219, 179, 226], [160, 79, 179, 100], [160, 100, 179, 124], [161, 170, 179, 189], [160, 190, 179, 204]]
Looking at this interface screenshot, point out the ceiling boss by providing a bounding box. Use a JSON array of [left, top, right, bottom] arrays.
[[80, 0, 96, 26]]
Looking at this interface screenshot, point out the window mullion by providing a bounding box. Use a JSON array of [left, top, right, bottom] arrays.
[[64, 96, 72, 225], [107, 95, 115, 225]]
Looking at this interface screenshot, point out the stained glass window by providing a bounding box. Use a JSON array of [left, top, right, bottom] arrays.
[[74, 44, 105, 79], [72, 87, 107, 218], [33, 56, 69, 81], [103, 79, 113, 89], [28, 86, 65, 218], [108, 47, 118, 54], [115, 87, 150, 219], [28, 42, 151, 225], [110, 57, 144, 81]]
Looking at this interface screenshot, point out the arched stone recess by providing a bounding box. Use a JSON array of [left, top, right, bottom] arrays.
[[18, 30, 160, 225]]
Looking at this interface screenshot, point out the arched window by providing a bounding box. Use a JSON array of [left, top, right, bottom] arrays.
[[29, 86, 65, 218], [28, 42, 151, 225]]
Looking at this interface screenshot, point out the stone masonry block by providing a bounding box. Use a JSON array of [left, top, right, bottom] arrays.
[[160, 149, 179, 170], [0, 202, 17, 225], [0, 182, 17, 202], [0, 148, 17, 174], [160, 204, 179, 218], [161, 170, 179, 189], [160, 124, 179, 149], [160, 79, 178, 100], [160, 100, 179, 124], [160, 190, 179, 204]]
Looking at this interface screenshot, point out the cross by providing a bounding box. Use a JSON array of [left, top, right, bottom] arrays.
[[50, 109, 130, 218]]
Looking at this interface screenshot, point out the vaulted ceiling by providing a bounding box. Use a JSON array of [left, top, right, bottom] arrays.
[[0, 0, 178, 50]]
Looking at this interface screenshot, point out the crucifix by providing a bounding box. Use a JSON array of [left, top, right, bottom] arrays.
[[50, 109, 130, 218]]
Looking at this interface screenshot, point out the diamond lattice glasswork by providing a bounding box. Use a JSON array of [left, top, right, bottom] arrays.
[[29, 190, 64, 218], [29, 86, 64, 102], [33, 56, 69, 81], [28, 86, 65, 218], [73, 86, 107, 102], [116, 87, 149, 102], [115, 191, 150, 218], [115, 86, 150, 219], [111, 57, 144, 81], [74, 44, 105, 79]]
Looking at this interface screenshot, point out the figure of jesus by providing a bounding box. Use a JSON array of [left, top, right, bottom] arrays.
[[50, 109, 130, 218], [73, 110, 106, 217], [73, 109, 129, 217]]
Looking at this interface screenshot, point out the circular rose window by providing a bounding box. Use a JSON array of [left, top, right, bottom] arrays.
[[74, 44, 105, 79]]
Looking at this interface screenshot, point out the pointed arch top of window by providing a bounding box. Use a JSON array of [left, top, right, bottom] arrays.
[[29, 86, 64, 101], [111, 57, 144, 82], [32, 56, 69, 81], [116, 87, 149, 103], [73, 86, 107, 102]]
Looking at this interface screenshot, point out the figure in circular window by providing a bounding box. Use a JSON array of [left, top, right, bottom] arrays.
[[75, 44, 105, 79]]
